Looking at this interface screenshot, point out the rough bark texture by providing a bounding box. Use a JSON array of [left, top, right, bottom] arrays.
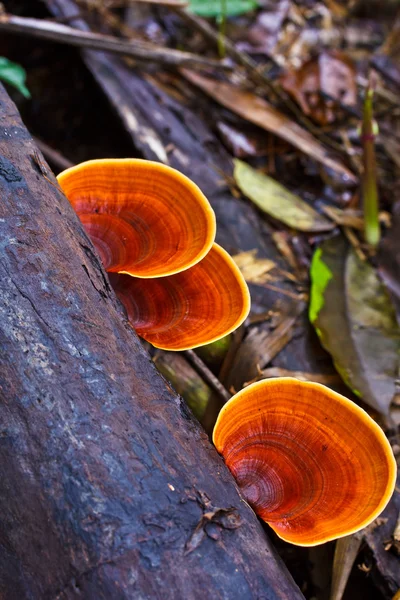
[[0, 87, 304, 599]]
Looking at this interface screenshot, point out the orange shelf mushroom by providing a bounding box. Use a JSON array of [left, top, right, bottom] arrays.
[[213, 378, 397, 546], [58, 158, 216, 278], [58, 159, 250, 351], [109, 243, 250, 351]]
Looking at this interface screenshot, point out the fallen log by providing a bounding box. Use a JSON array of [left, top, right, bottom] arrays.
[[0, 85, 303, 598]]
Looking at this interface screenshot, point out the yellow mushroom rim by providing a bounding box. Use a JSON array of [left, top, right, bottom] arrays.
[[213, 378, 397, 546], [57, 158, 216, 278], [109, 243, 251, 351]]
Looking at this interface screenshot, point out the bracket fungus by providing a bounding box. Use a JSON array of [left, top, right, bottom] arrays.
[[213, 378, 397, 546], [108, 244, 250, 351], [57, 158, 216, 278], [58, 159, 250, 351]]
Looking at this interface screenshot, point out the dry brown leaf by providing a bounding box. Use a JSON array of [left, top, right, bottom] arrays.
[[281, 51, 357, 125], [182, 70, 357, 185], [233, 249, 276, 284]]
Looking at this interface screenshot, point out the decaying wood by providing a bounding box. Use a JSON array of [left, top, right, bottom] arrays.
[[0, 85, 304, 598]]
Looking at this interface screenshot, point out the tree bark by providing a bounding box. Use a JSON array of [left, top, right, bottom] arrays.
[[0, 86, 303, 598]]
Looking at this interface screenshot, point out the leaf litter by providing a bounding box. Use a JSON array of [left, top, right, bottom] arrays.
[[234, 158, 334, 232], [310, 235, 400, 417]]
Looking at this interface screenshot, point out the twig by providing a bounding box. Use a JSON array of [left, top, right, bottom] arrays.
[[343, 227, 367, 261], [184, 350, 231, 404], [106, 0, 188, 6], [200, 326, 245, 433], [320, 205, 364, 230], [339, 130, 362, 174], [257, 284, 306, 301], [33, 138, 73, 172], [218, 324, 246, 386], [0, 13, 231, 71]]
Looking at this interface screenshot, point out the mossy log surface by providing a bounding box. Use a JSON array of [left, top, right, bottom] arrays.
[[0, 86, 303, 599]]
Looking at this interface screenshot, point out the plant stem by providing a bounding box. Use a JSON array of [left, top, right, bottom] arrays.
[[361, 80, 380, 248]]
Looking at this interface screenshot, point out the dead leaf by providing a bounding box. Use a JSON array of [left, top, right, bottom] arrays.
[[185, 490, 241, 554], [182, 69, 357, 185], [225, 300, 306, 391], [233, 249, 276, 283], [378, 200, 400, 323], [320, 205, 364, 230], [234, 159, 334, 232], [394, 513, 400, 542], [281, 51, 357, 125], [216, 121, 270, 158], [248, 367, 342, 387], [310, 235, 400, 415]]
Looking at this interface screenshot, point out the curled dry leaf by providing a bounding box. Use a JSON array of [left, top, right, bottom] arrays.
[[182, 69, 357, 185], [234, 159, 334, 232], [309, 235, 400, 416], [232, 249, 276, 284], [281, 51, 357, 125]]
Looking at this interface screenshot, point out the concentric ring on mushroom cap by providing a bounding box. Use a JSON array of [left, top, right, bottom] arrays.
[[57, 159, 216, 278], [213, 378, 397, 546], [108, 243, 250, 351]]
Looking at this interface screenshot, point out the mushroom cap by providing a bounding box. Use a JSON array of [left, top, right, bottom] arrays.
[[57, 159, 216, 278], [213, 378, 397, 546], [109, 243, 250, 351]]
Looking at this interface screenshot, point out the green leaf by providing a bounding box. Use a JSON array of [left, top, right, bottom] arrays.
[[309, 247, 333, 324], [310, 236, 400, 415], [0, 57, 31, 99], [188, 0, 258, 17], [234, 159, 334, 232]]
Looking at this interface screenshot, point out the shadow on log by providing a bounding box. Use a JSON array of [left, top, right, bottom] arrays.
[[0, 86, 303, 598]]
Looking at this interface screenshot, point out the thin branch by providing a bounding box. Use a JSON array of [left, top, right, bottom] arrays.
[[0, 13, 230, 71], [184, 350, 231, 404], [33, 138, 73, 172], [106, 0, 188, 6]]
